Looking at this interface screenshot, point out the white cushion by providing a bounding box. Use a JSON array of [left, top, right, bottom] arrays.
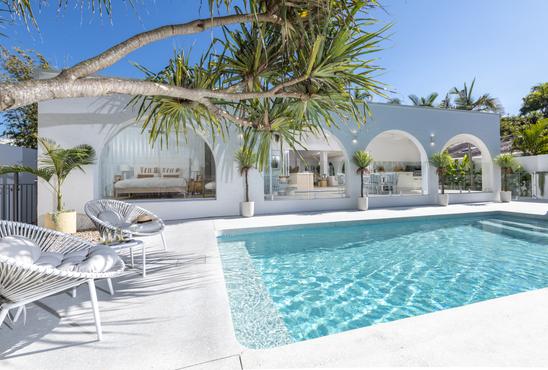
[[35, 252, 64, 268], [77, 247, 119, 273], [0, 236, 41, 265], [97, 210, 123, 226]]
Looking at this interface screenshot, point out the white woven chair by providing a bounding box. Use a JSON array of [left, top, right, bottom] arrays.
[[84, 199, 167, 251], [0, 221, 125, 341]]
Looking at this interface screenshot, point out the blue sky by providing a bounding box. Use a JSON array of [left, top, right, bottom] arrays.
[[2, 0, 547, 116]]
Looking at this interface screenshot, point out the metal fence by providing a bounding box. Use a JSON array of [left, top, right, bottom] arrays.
[[0, 174, 37, 224]]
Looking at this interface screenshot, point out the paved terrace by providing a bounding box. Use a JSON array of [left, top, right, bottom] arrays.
[[0, 201, 547, 369]]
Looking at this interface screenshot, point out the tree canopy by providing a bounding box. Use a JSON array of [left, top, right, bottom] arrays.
[[520, 82, 548, 118]]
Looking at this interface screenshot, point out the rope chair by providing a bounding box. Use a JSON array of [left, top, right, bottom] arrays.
[[84, 199, 167, 251], [0, 221, 125, 341]]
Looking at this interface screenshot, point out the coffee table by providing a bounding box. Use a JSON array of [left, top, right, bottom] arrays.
[[99, 239, 147, 277]]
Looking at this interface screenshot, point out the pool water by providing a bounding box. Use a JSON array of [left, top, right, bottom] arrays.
[[218, 214, 548, 348]]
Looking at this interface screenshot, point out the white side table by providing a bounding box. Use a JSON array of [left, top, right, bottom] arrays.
[[100, 239, 147, 277]]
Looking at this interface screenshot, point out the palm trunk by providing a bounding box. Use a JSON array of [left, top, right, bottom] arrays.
[[56, 180, 63, 212], [360, 170, 364, 198], [245, 169, 250, 202]]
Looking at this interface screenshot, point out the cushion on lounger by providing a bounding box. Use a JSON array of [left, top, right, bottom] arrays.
[[129, 220, 163, 234], [77, 247, 119, 273], [35, 251, 64, 268], [0, 236, 41, 265]]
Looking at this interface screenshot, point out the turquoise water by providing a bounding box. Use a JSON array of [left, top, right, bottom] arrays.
[[218, 214, 548, 348]]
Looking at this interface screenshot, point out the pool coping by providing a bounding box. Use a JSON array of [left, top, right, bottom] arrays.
[[213, 202, 548, 367]]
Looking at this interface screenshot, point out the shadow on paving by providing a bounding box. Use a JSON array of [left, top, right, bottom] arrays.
[[0, 248, 213, 360]]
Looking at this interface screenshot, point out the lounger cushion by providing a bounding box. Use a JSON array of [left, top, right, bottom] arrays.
[[129, 220, 163, 234], [35, 251, 64, 268], [0, 236, 41, 265], [77, 247, 119, 273], [97, 210, 124, 226]]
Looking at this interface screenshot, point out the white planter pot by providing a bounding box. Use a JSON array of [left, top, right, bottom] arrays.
[[240, 201, 255, 217], [438, 194, 449, 206], [44, 211, 77, 233], [357, 196, 369, 211], [500, 191, 512, 203]]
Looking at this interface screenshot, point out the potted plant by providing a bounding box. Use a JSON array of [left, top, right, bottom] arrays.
[[0, 138, 96, 233], [352, 150, 374, 211], [430, 151, 453, 206], [494, 153, 520, 202], [235, 146, 257, 217]]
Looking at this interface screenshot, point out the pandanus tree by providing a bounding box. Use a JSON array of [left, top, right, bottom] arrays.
[[352, 150, 374, 198], [0, 0, 389, 159], [408, 92, 438, 107], [430, 151, 453, 194], [0, 138, 96, 212]]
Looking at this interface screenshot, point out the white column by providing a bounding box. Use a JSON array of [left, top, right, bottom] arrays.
[[319, 152, 329, 176]]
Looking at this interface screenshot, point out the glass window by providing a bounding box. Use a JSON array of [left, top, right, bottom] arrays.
[[100, 126, 216, 200]]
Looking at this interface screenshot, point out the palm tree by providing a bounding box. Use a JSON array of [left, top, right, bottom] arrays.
[[430, 151, 453, 194], [352, 150, 374, 198], [449, 78, 503, 113], [387, 97, 401, 105], [235, 146, 257, 203], [512, 118, 548, 155], [439, 93, 453, 109], [494, 153, 520, 192], [408, 92, 438, 107], [0, 138, 95, 213]]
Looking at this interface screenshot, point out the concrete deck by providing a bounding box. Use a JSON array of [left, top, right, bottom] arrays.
[[1, 201, 547, 369]]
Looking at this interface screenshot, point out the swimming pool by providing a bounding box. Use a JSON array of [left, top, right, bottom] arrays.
[[217, 213, 548, 349]]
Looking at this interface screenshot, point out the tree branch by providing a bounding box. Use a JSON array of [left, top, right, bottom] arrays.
[[58, 13, 281, 81], [0, 77, 308, 111]]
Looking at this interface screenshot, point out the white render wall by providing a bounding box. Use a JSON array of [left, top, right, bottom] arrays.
[[38, 95, 501, 225]]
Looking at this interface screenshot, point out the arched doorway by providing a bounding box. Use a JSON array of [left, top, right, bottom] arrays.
[[365, 130, 429, 195], [442, 134, 494, 193], [100, 125, 216, 200], [264, 131, 349, 200]]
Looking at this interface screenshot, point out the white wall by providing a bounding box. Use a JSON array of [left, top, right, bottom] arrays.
[[38, 97, 501, 225], [366, 134, 421, 162]]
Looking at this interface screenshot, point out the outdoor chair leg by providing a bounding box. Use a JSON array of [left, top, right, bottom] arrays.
[[0, 307, 9, 329], [87, 279, 103, 341], [161, 232, 168, 251], [106, 278, 115, 296], [13, 305, 26, 324], [71, 286, 77, 298]]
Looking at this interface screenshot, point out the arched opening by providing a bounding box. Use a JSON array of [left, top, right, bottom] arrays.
[[100, 124, 216, 200], [442, 134, 494, 193], [365, 130, 428, 195], [264, 131, 348, 200]]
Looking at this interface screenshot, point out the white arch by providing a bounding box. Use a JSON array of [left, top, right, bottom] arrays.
[[442, 133, 494, 192], [365, 129, 429, 194]]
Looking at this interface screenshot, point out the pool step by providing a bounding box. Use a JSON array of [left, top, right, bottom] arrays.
[[488, 218, 548, 234], [477, 220, 548, 242]]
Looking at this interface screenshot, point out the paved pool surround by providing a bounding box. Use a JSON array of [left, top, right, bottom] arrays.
[[0, 201, 547, 369]]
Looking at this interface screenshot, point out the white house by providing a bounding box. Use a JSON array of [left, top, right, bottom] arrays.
[[37, 95, 501, 227]]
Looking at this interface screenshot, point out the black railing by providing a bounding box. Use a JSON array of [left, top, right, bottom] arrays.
[[0, 175, 37, 224]]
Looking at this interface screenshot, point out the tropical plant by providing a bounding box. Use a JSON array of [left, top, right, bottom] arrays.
[[352, 150, 373, 197], [449, 78, 502, 113], [0, 138, 96, 213], [0, 47, 50, 148], [430, 151, 453, 194], [408, 92, 438, 107], [512, 118, 548, 155], [520, 82, 548, 118], [235, 146, 257, 203], [438, 93, 452, 109], [0, 1, 389, 164], [387, 97, 401, 105], [494, 153, 520, 192]]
